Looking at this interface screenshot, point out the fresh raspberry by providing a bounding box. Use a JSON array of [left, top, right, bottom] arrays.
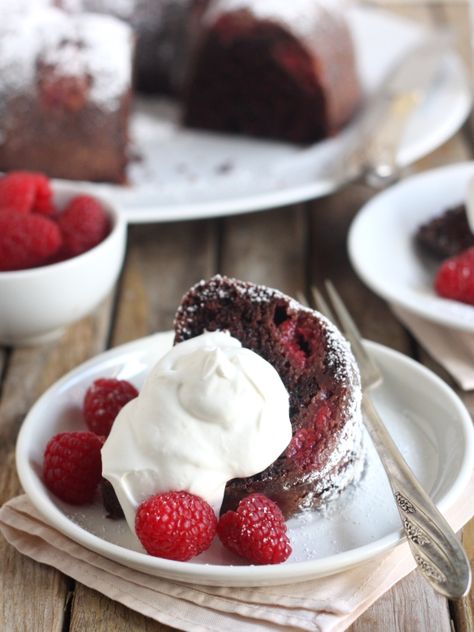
[[217, 493, 291, 564], [58, 195, 110, 257], [43, 432, 105, 505], [83, 378, 139, 436], [135, 491, 217, 561], [0, 171, 53, 214], [0, 210, 63, 271], [30, 173, 54, 215], [0, 173, 35, 213], [435, 247, 474, 306]]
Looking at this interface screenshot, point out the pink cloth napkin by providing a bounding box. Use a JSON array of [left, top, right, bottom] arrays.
[[392, 305, 474, 391], [1, 477, 473, 632]]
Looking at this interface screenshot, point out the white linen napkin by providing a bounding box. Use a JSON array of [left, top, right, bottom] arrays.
[[1, 479, 473, 632], [391, 305, 474, 390]]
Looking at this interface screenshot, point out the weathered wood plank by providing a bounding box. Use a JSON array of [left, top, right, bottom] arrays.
[[0, 297, 114, 632], [112, 222, 217, 345], [308, 182, 413, 353], [350, 571, 451, 632], [220, 204, 306, 294], [69, 587, 166, 632]]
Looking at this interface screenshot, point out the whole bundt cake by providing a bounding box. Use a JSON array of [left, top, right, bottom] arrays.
[[174, 275, 365, 517]]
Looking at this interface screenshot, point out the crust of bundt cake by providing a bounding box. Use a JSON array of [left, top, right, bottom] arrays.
[[174, 275, 364, 518]]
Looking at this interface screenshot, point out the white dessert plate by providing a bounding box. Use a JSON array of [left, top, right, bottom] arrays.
[[348, 162, 474, 333], [16, 331, 474, 587], [63, 6, 471, 223]]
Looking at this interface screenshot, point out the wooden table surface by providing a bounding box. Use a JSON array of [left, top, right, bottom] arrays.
[[1, 2, 474, 631]]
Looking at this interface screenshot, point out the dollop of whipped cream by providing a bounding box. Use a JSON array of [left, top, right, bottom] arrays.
[[101, 331, 292, 532]]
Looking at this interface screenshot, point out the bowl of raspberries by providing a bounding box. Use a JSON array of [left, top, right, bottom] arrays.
[[0, 171, 126, 346]]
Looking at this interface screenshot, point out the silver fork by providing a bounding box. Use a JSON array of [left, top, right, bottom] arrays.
[[309, 281, 471, 599]]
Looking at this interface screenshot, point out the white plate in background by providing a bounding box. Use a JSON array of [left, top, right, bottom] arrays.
[[59, 7, 472, 223], [16, 332, 474, 586], [349, 162, 474, 332]]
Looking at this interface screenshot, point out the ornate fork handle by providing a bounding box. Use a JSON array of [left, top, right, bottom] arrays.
[[362, 395, 471, 597]]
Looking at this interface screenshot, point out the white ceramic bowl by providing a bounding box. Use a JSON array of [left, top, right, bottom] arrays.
[[0, 183, 126, 346]]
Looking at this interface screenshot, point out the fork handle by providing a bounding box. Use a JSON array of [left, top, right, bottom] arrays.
[[362, 394, 471, 598]]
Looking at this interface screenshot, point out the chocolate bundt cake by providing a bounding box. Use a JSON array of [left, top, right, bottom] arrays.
[[174, 275, 365, 518], [0, 3, 133, 183], [82, 0, 211, 95], [183, 0, 362, 144], [415, 204, 474, 260], [1, 0, 364, 180]]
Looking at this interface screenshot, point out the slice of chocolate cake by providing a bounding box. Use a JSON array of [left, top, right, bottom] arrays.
[[183, 0, 362, 144], [415, 204, 474, 260], [0, 4, 133, 183], [174, 275, 364, 518]]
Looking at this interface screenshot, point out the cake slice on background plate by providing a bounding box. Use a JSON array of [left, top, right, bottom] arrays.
[[183, 0, 362, 143], [0, 1, 133, 183], [415, 205, 474, 260]]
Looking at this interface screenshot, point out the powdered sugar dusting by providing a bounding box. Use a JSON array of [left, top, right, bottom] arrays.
[[82, 0, 139, 19], [175, 274, 361, 395], [0, 4, 132, 110], [207, 0, 342, 24], [205, 0, 348, 43]]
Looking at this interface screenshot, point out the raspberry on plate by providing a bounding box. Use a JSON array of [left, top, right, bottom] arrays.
[[217, 493, 292, 565], [0, 210, 62, 271], [0, 171, 53, 214], [435, 247, 474, 306], [135, 491, 217, 561], [84, 378, 138, 436], [43, 432, 104, 505], [58, 194, 110, 257]]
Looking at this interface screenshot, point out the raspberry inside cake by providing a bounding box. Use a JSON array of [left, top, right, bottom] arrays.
[[174, 275, 364, 518]]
